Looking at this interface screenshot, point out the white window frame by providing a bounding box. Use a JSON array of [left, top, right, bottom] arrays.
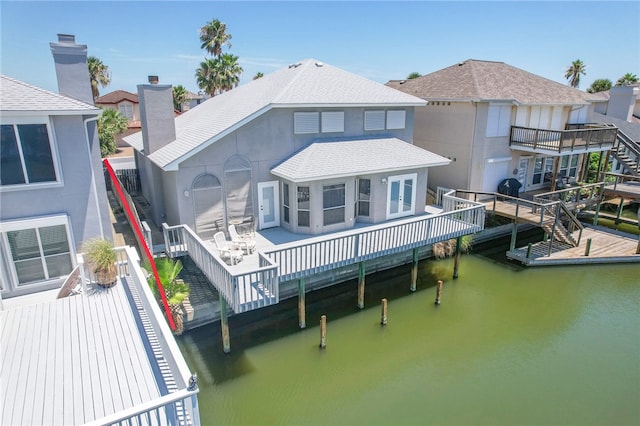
[[386, 110, 406, 130], [386, 173, 417, 220], [0, 117, 63, 192], [118, 103, 134, 120], [0, 215, 76, 288], [364, 110, 386, 131], [486, 104, 512, 137], [294, 112, 319, 134], [321, 111, 344, 133], [322, 183, 346, 226]]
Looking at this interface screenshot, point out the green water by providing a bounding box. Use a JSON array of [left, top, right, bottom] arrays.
[[178, 240, 640, 425]]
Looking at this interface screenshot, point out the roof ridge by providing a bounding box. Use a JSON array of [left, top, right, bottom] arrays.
[[271, 59, 314, 104], [1, 74, 97, 110], [467, 60, 482, 98]]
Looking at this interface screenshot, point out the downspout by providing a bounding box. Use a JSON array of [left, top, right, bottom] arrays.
[[83, 115, 105, 240]]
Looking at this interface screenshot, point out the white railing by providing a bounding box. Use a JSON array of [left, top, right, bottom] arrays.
[[78, 246, 200, 426], [163, 223, 279, 313], [264, 192, 485, 282]]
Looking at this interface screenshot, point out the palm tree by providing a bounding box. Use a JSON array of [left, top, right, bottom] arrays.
[[172, 85, 190, 112], [195, 54, 243, 97], [200, 19, 232, 57], [615, 73, 639, 86], [142, 257, 189, 335], [407, 72, 422, 79], [88, 56, 111, 100], [253, 72, 264, 80], [587, 78, 612, 93], [97, 108, 128, 157], [564, 59, 586, 88]]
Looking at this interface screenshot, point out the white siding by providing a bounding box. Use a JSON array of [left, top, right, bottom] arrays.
[[550, 106, 564, 130], [515, 106, 528, 127], [486, 105, 512, 137], [568, 106, 587, 123], [538, 106, 551, 129], [529, 106, 541, 128]]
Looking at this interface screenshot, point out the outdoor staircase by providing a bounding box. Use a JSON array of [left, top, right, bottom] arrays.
[[606, 126, 640, 176], [541, 218, 578, 247]]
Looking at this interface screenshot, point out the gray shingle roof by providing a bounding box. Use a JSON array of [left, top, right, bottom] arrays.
[[386, 59, 592, 105], [125, 59, 426, 169], [0, 74, 99, 113], [271, 137, 450, 182], [593, 112, 640, 141]]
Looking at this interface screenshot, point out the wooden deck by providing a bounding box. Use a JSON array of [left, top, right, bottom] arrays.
[[0, 246, 200, 425], [603, 181, 640, 200], [507, 227, 640, 265], [485, 200, 547, 225]]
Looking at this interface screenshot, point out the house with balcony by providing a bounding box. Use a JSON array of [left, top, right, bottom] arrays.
[[0, 35, 112, 298], [387, 59, 618, 194], [125, 59, 453, 237]]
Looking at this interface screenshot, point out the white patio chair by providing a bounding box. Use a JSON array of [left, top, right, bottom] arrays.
[[228, 224, 256, 254], [213, 231, 243, 265]]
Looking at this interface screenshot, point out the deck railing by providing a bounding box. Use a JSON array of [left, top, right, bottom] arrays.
[[163, 223, 280, 313], [78, 246, 201, 426], [533, 181, 605, 207], [264, 191, 485, 282], [602, 172, 640, 191], [510, 125, 617, 153]]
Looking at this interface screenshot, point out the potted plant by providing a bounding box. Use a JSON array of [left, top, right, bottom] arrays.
[[142, 257, 190, 335], [83, 238, 118, 288]]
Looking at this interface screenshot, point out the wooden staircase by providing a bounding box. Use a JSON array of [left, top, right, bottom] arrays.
[[606, 126, 640, 176]]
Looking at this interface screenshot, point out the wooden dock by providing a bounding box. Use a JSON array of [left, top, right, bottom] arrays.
[[507, 226, 640, 266]]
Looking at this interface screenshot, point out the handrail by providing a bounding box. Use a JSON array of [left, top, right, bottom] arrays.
[[533, 181, 604, 205], [602, 172, 640, 191], [510, 125, 617, 153], [163, 223, 279, 313], [264, 192, 485, 282]]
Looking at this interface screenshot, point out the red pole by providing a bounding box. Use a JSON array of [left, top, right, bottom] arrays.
[[103, 158, 176, 330]]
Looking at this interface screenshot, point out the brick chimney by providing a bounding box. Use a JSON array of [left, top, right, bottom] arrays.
[[49, 34, 94, 105], [138, 76, 177, 155]]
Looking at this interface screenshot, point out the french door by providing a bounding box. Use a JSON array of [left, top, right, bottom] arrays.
[[386, 173, 417, 220]]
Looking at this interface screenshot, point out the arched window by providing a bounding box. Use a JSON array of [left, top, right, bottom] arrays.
[[192, 174, 223, 240], [224, 155, 253, 224]]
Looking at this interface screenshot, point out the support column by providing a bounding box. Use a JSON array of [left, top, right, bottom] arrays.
[[453, 237, 462, 279], [298, 278, 306, 329], [219, 295, 230, 353], [580, 153, 591, 182], [596, 153, 604, 182], [357, 262, 365, 309], [410, 248, 419, 292], [615, 197, 625, 225], [510, 221, 518, 251], [550, 156, 560, 192]]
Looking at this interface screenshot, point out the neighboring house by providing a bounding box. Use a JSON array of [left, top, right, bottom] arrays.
[[95, 89, 142, 147], [125, 59, 449, 239], [0, 34, 112, 298], [592, 83, 640, 123], [387, 59, 617, 193], [183, 90, 206, 111]]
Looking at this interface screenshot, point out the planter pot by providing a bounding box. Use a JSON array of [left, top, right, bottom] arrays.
[[95, 270, 118, 288]]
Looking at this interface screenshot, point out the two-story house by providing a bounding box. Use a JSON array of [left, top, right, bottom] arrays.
[[0, 34, 112, 298], [387, 59, 617, 194], [125, 59, 450, 239]]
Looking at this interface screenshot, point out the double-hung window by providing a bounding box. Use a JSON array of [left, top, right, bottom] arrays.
[[283, 183, 290, 224], [1, 121, 58, 187], [2, 216, 74, 286], [297, 186, 310, 227], [323, 184, 345, 226]]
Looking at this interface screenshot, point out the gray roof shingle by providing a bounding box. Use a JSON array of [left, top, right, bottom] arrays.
[[386, 59, 593, 105], [0, 74, 100, 113], [271, 137, 450, 182], [125, 59, 426, 169]]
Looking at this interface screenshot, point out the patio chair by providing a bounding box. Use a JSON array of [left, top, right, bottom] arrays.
[[228, 224, 257, 254], [213, 231, 243, 265]]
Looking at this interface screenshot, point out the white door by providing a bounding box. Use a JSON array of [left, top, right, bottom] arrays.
[[386, 173, 417, 220], [517, 158, 530, 192], [257, 181, 279, 230]]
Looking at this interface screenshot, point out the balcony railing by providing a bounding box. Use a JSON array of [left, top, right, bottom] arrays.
[[510, 125, 617, 153]]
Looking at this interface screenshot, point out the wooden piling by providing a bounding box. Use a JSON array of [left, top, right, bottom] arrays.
[[435, 280, 443, 305], [219, 295, 230, 353], [357, 262, 365, 309], [319, 315, 327, 349], [453, 236, 462, 279], [509, 222, 518, 251], [615, 197, 625, 225], [584, 238, 592, 256], [526, 243, 533, 258], [298, 278, 306, 329], [410, 248, 418, 292], [381, 299, 388, 325]]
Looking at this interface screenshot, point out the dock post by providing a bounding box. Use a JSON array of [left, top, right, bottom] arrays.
[[509, 222, 518, 251], [593, 200, 602, 226], [410, 248, 419, 292], [435, 280, 443, 305], [219, 295, 231, 353], [357, 262, 365, 309], [453, 236, 462, 279], [381, 299, 388, 325], [615, 197, 625, 225], [526, 243, 533, 259], [584, 238, 592, 256], [298, 278, 306, 329], [319, 315, 327, 349]]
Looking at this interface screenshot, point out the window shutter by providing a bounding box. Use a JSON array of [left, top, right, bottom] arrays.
[[364, 111, 385, 130], [386, 110, 406, 130], [321, 111, 344, 133], [294, 112, 319, 134]]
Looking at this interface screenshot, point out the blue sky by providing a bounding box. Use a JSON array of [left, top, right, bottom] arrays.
[[1, 1, 638, 95]]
